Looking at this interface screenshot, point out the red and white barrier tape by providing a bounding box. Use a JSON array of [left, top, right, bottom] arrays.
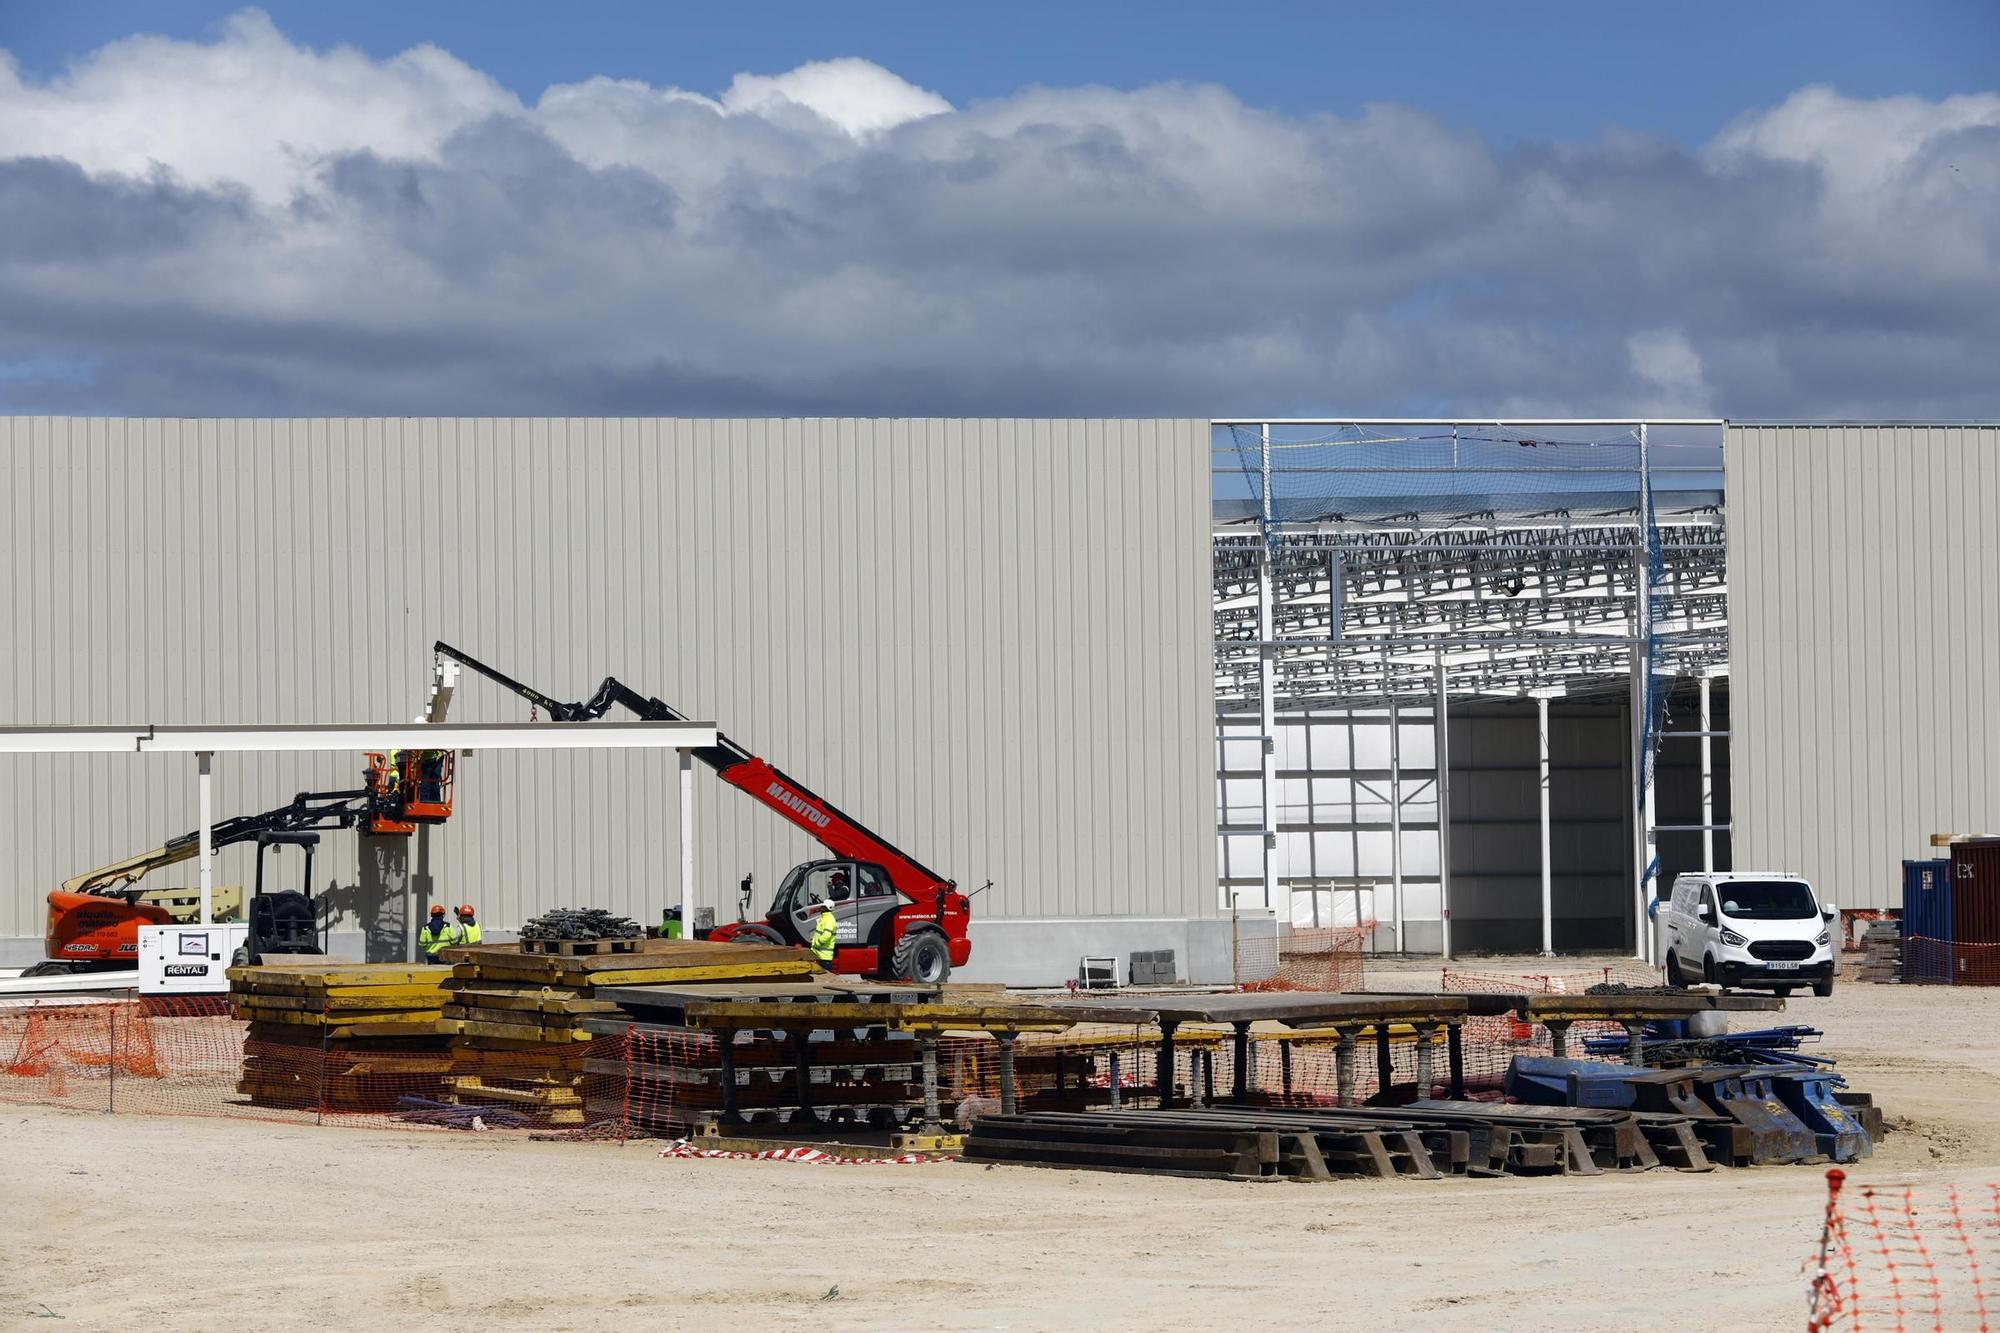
[[659, 1138, 932, 1166]]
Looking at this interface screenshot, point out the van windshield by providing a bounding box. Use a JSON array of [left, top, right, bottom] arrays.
[[1717, 880, 1820, 920]]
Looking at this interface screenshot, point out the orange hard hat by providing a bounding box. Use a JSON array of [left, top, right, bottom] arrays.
[[456, 903, 476, 916], [429, 905, 446, 916]]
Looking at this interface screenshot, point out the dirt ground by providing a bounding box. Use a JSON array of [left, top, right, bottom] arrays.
[[7, 964, 2000, 1333]]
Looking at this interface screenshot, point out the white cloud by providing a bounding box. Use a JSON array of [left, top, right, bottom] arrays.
[[0, 10, 1994, 417], [719, 58, 951, 136], [1710, 84, 2000, 195], [1627, 330, 1712, 412], [0, 9, 518, 202]]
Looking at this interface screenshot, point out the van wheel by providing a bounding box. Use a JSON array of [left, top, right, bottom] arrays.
[[1664, 951, 1681, 985], [1702, 955, 1717, 986], [1813, 977, 1834, 998]]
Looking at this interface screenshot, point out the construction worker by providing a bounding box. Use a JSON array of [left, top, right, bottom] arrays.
[[809, 896, 839, 971], [417, 750, 445, 805], [419, 904, 458, 960], [455, 903, 482, 945]]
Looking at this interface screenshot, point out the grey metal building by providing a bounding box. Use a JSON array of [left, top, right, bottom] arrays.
[[0, 417, 1223, 982], [1728, 423, 2000, 910]]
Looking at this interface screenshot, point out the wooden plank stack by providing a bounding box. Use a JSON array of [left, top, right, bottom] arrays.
[[226, 963, 454, 1110], [437, 938, 815, 990], [1857, 921, 1902, 983], [437, 938, 814, 1125]]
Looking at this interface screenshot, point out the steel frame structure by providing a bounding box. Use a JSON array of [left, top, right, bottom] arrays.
[[0, 720, 720, 936], [1213, 419, 1730, 962]]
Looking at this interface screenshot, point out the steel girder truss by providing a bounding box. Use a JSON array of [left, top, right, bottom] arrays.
[[1215, 519, 1728, 712]]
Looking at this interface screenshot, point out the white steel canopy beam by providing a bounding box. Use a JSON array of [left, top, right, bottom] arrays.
[[0, 721, 719, 753]]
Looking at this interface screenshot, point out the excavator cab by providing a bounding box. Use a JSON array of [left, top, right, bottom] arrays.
[[364, 749, 455, 834]]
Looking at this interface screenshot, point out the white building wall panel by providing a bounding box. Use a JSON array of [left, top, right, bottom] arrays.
[[1727, 424, 2000, 910], [0, 418, 1215, 942]]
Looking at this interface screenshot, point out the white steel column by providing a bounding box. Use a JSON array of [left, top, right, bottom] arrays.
[[1388, 668, 1404, 953], [1538, 695, 1553, 956], [1434, 655, 1452, 961], [1700, 675, 1715, 873], [679, 749, 696, 934], [1644, 743, 1658, 958], [1631, 423, 1654, 964], [1258, 424, 1277, 912], [1631, 648, 1650, 963], [197, 751, 214, 926]]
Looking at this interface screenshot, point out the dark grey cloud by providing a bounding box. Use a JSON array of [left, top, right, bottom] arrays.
[[0, 12, 1994, 418]]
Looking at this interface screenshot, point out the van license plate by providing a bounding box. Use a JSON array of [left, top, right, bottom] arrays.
[[1766, 961, 1801, 970]]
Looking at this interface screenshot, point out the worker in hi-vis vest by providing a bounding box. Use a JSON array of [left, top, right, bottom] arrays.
[[809, 898, 838, 970], [454, 903, 482, 945], [419, 905, 457, 960]]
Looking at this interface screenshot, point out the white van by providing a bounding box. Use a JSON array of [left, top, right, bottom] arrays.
[[1664, 872, 1836, 997]]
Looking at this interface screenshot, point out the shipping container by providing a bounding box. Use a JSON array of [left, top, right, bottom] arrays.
[[1902, 858, 1953, 983], [1949, 840, 2000, 984]]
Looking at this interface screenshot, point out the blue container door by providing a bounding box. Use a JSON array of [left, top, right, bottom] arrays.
[[1902, 858, 1954, 983]]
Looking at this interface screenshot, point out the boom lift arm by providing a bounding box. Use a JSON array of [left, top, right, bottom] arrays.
[[431, 640, 957, 904], [61, 790, 373, 898]]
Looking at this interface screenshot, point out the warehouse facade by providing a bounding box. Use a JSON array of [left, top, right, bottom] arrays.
[[1728, 423, 2000, 911], [0, 418, 1223, 982]]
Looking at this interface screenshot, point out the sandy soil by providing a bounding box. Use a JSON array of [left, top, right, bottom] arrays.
[[7, 966, 2000, 1333]]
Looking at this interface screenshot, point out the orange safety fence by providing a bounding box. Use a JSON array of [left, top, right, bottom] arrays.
[[0, 997, 631, 1133], [1807, 1168, 2000, 1332], [1235, 923, 1373, 992], [1900, 937, 2000, 987], [1442, 963, 1665, 1060]]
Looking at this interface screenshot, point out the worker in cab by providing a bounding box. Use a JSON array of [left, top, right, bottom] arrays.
[[455, 903, 482, 945], [419, 904, 458, 961], [809, 897, 839, 971]]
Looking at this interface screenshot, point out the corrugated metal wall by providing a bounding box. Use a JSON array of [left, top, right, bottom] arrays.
[[1728, 424, 2000, 910], [0, 418, 1215, 940]]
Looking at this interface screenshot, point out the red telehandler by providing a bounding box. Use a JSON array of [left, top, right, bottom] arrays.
[[434, 641, 973, 984]]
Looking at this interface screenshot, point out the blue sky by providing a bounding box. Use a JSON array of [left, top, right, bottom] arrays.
[[0, 4, 1994, 417], [6, 0, 1994, 145]]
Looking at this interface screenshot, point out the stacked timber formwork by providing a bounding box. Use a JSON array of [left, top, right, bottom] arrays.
[[437, 939, 815, 1125], [227, 963, 454, 1111], [1857, 921, 1902, 983]]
